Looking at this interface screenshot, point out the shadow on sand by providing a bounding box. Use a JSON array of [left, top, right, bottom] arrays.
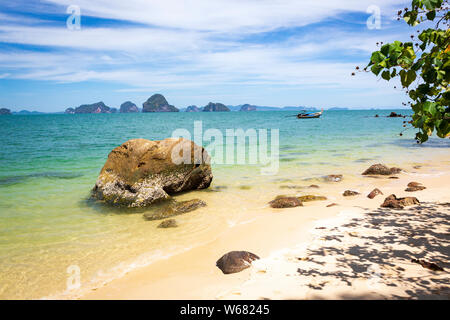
[[296, 203, 450, 299]]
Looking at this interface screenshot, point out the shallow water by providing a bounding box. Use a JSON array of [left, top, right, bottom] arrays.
[[0, 110, 449, 299]]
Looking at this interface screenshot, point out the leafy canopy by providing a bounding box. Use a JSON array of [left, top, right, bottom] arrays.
[[366, 0, 449, 142]]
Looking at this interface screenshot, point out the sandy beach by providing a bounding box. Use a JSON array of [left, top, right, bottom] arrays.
[[78, 157, 450, 300]]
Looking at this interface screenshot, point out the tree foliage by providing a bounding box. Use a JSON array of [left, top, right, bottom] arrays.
[[366, 0, 449, 142]]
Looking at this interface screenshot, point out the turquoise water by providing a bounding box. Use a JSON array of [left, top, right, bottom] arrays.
[[0, 110, 449, 299]]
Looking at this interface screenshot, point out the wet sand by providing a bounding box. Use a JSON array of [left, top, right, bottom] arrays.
[[79, 159, 450, 300]]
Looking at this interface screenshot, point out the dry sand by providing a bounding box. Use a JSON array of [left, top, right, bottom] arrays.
[[80, 159, 450, 300]]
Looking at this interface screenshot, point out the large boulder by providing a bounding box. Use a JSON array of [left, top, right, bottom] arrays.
[[362, 164, 402, 175], [216, 251, 260, 274], [92, 138, 212, 207]]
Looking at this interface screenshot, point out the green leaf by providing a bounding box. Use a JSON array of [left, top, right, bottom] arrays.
[[391, 69, 397, 77], [400, 69, 417, 87], [426, 10, 436, 20], [381, 70, 391, 80], [423, 101, 437, 116], [370, 51, 385, 64], [371, 64, 383, 76]]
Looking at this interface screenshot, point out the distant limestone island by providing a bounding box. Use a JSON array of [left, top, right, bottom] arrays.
[[182, 102, 231, 112], [65, 102, 117, 114], [0, 108, 11, 115], [64, 94, 236, 114], [1, 94, 354, 115], [142, 94, 179, 112], [120, 101, 139, 113]]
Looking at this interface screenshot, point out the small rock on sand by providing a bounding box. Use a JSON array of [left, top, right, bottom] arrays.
[[380, 194, 419, 209], [367, 188, 383, 199], [343, 190, 360, 196], [326, 203, 338, 207], [269, 196, 303, 208], [405, 182, 426, 192], [362, 164, 402, 176], [216, 251, 260, 274]]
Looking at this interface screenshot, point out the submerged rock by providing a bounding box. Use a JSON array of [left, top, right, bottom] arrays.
[[298, 195, 327, 202], [216, 251, 260, 274], [380, 194, 419, 209], [343, 190, 360, 196], [367, 188, 383, 199], [157, 219, 178, 228], [388, 112, 406, 118], [362, 164, 402, 175], [323, 174, 343, 182], [143, 199, 207, 221], [92, 138, 212, 207], [405, 182, 426, 192], [269, 196, 302, 208]]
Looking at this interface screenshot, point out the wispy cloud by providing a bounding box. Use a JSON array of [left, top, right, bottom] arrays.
[[0, 0, 412, 109]]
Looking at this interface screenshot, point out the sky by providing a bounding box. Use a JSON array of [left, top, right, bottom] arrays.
[[0, 0, 416, 112]]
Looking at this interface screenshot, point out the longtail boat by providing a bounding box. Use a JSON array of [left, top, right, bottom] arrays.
[[297, 108, 323, 119]]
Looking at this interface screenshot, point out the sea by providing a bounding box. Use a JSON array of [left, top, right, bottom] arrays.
[[0, 110, 449, 299]]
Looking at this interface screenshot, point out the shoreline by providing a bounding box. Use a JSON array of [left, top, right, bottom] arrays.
[[75, 156, 450, 300]]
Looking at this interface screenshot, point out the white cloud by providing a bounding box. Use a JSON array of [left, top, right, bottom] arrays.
[[0, 0, 411, 107], [43, 0, 407, 33]]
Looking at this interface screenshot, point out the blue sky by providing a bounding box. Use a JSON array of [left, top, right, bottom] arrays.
[[0, 0, 415, 112]]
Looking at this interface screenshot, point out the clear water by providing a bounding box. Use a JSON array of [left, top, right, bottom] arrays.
[[0, 110, 448, 299]]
